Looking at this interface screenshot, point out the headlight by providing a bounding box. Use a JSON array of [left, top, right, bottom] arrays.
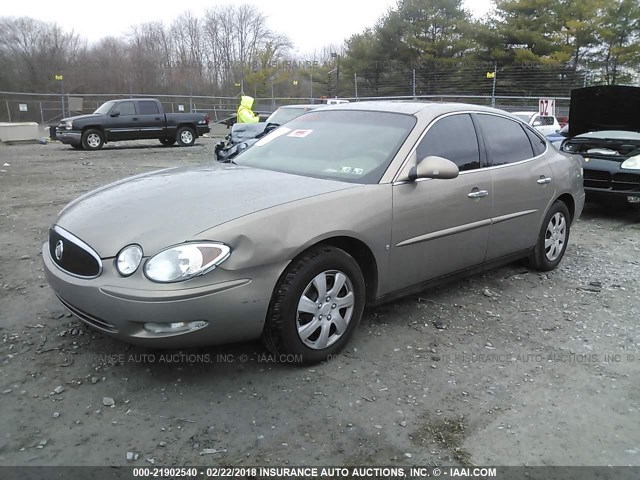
[[64, 120, 73, 130], [144, 242, 231, 283], [560, 140, 575, 152], [116, 244, 143, 276], [621, 155, 640, 170]]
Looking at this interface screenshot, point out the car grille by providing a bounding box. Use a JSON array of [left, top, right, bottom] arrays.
[[57, 295, 118, 333], [49, 226, 102, 278], [584, 170, 640, 192]]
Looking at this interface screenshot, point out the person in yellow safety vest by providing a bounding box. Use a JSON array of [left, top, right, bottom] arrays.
[[237, 95, 259, 123]]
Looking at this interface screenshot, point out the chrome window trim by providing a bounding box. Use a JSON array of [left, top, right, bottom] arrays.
[[51, 225, 103, 279], [391, 110, 549, 184]]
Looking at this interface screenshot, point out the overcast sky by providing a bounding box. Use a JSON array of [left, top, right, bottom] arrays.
[[3, 0, 494, 54]]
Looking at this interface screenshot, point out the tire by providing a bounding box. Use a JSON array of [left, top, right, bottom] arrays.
[[160, 137, 176, 146], [176, 126, 196, 147], [81, 129, 104, 150], [526, 200, 571, 271], [70, 144, 83, 150], [262, 246, 366, 365]]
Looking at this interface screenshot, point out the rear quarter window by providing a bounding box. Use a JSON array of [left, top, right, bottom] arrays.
[[524, 127, 547, 156]]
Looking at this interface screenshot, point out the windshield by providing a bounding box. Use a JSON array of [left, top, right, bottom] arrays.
[[236, 110, 416, 184], [266, 107, 313, 126], [94, 101, 116, 115]]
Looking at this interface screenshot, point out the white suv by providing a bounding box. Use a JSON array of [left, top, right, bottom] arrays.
[[513, 111, 561, 136]]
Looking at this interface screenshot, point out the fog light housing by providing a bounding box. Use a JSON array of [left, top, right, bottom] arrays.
[[143, 321, 208, 334]]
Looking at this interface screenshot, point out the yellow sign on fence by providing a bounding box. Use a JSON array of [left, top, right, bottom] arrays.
[[54, 74, 63, 80]]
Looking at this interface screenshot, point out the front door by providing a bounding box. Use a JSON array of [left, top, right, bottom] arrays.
[[387, 113, 493, 294], [105, 101, 139, 141]]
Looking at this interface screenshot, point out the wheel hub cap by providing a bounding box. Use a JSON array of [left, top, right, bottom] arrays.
[[296, 270, 355, 350], [544, 212, 566, 262]]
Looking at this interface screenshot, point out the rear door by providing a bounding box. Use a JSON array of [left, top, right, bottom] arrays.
[[387, 113, 492, 293], [136, 100, 166, 139], [475, 113, 554, 260]]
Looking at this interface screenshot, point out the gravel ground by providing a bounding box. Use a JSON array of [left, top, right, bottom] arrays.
[[0, 134, 639, 468]]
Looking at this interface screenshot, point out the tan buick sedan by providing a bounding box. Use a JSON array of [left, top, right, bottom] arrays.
[[44, 102, 585, 364]]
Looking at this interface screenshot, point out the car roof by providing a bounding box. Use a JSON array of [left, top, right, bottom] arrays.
[[320, 101, 512, 116], [276, 104, 321, 109]]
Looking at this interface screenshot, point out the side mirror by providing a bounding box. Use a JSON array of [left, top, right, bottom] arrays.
[[110, 111, 120, 117], [408, 156, 459, 181]]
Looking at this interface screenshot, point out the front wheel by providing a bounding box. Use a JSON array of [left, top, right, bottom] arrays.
[[176, 126, 195, 147], [262, 246, 365, 365], [81, 129, 104, 150], [526, 200, 571, 271], [160, 137, 176, 146]]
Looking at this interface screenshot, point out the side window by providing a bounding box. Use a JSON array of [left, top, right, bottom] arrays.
[[116, 102, 136, 116], [416, 114, 480, 172], [477, 114, 535, 166], [138, 101, 160, 115], [524, 127, 547, 156], [539, 116, 555, 126]]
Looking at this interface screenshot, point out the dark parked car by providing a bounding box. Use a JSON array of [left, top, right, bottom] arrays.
[[56, 98, 210, 150], [44, 102, 584, 364], [561, 86, 640, 207]]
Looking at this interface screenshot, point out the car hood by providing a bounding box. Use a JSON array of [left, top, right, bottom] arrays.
[[60, 113, 101, 124], [569, 86, 640, 137], [56, 165, 357, 257]]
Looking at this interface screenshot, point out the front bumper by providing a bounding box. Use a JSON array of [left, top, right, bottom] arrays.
[[43, 243, 283, 348], [582, 158, 640, 199], [56, 130, 82, 146]]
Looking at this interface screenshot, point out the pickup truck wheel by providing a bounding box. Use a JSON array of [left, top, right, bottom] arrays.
[[176, 127, 195, 147], [81, 129, 104, 150], [160, 137, 176, 147]]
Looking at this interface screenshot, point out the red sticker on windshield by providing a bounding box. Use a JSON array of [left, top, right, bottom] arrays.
[[287, 129, 313, 138]]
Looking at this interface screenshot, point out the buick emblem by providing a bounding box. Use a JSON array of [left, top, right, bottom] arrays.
[[55, 240, 64, 260]]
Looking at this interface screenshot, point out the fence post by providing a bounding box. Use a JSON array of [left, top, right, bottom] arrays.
[[491, 62, 497, 108], [309, 74, 313, 103], [40, 102, 44, 124], [271, 78, 275, 110], [412, 69, 416, 99], [354, 73, 358, 101], [5, 100, 11, 122]]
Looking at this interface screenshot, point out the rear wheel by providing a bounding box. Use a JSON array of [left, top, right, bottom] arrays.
[[176, 126, 195, 147], [160, 137, 176, 146], [81, 129, 104, 150], [527, 200, 570, 271], [262, 246, 365, 365]]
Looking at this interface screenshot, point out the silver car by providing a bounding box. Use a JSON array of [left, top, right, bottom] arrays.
[[44, 102, 585, 364]]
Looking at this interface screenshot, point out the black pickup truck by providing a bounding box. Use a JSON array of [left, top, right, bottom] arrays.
[[56, 98, 210, 150]]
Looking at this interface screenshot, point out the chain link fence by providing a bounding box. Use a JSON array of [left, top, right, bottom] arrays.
[[2, 66, 583, 125]]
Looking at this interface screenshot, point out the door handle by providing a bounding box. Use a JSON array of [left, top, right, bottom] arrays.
[[468, 189, 489, 199], [537, 176, 552, 184]]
